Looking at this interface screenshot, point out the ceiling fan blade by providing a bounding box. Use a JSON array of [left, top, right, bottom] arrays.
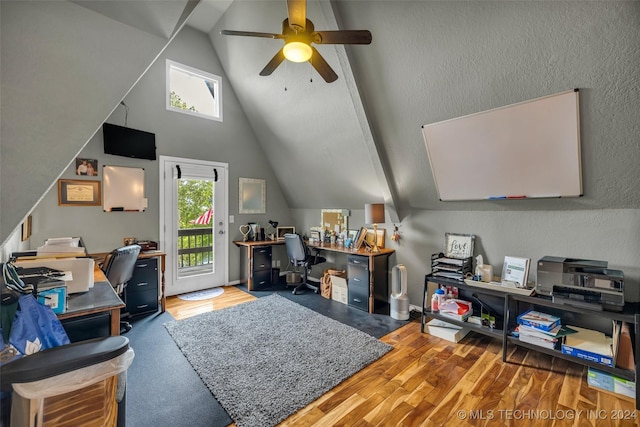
[[221, 30, 282, 39], [309, 47, 338, 83], [287, 0, 306, 32], [260, 49, 286, 76], [313, 30, 372, 45]]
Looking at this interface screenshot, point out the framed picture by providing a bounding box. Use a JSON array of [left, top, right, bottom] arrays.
[[444, 232, 475, 259], [276, 226, 295, 240], [58, 179, 101, 206], [353, 227, 368, 250], [21, 215, 32, 241], [75, 158, 98, 176], [239, 177, 266, 214], [365, 228, 386, 249]]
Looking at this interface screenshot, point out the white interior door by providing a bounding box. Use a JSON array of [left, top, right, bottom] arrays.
[[160, 156, 228, 296]]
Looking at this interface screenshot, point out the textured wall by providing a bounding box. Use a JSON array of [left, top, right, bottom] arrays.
[[27, 27, 294, 288], [0, 1, 173, 243]]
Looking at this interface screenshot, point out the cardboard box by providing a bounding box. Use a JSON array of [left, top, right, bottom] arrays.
[[561, 345, 614, 367], [587, 368, 636, 401], [426, 318, 470, 343], [331, 275, 348, 304], [562, 325, 614, 367]]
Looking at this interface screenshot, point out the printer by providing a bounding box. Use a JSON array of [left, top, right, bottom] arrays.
[[536, 256, 624, 312]]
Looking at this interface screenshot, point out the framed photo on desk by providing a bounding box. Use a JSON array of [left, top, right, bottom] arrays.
[[276, 226, 295, 240], [353, 227, 368, 250]]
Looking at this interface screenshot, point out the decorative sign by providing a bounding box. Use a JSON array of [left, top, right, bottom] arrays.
[[444, 233, 475, 259]]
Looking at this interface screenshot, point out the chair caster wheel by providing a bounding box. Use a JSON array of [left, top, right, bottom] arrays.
[[292, 289, 297, 295]]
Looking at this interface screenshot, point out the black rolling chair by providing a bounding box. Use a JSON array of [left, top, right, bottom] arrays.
[[101, 245, 141, 333], [284, 233, 326, 295]]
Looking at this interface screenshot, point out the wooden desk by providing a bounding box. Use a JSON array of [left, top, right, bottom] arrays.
[[57, 268, 124, 336], [90, 250, 167, 313], [234, 240, 395, 313]]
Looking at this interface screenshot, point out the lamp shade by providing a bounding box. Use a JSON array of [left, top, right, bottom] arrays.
[[364, 203, 385, 225]]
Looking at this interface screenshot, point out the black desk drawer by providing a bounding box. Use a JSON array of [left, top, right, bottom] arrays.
[[348, 286, 369, 311], [253, 269, 272, 290], [126, 288, 159, 315], [125, 258, 158, 315], [253, 246, 272, 271], [348, 255, 369, 311], [129, 258, 158, 294]]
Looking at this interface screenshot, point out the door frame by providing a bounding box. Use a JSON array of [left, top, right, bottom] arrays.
[[159, 155, 229, 296]]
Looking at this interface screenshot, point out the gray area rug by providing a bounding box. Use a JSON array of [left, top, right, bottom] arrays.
[[164, 294, 392, 427]]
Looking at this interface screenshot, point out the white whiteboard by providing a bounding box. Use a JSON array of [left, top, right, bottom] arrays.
[[103, 166, 147, 211], [422, 90, 582, 201]]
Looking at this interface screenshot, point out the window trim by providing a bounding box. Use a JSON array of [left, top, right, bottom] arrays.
[[166, 59, 223, 122]]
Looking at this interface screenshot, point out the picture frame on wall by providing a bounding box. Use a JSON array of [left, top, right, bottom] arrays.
[[239, 177, 266, 214], [75, 158, 98, 176], [58, 179, 101, 206]]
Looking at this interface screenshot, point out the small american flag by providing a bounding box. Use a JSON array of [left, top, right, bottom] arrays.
[[189, 208, 213, 225]]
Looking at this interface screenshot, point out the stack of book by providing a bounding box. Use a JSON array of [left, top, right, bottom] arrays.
[[516, 310, 570, 350]]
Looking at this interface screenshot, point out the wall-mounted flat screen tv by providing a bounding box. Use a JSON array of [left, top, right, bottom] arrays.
[[103, 123, 156, 160]]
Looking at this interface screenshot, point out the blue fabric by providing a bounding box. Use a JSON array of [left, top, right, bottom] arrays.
[[6, 294, 70, 358]]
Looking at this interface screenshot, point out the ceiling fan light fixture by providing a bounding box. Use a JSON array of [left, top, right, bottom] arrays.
[[283, 41, 312, 62]]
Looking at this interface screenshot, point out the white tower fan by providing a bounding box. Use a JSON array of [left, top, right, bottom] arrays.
[[390, 264, 410, 320]]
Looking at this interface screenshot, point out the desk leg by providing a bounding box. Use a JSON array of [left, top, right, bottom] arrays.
[[110, 308, 121, 336], [159, 254, 166, 313], [368, 257, 375, 314], [247, 247, 254, 291]]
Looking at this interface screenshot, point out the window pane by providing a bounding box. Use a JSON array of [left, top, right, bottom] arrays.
[[167, 60, 222, 121]]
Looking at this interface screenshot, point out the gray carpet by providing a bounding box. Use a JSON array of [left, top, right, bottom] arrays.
[[164, 294, 393, 427]]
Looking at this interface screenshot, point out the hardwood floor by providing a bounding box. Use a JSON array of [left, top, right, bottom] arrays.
[[166, 287, 639, 427]]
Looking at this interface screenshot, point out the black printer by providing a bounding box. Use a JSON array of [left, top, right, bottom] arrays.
[[536, 256, 624, 312]]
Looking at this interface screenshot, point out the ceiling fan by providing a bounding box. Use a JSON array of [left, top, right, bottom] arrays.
[[220, 0, 372, 83]]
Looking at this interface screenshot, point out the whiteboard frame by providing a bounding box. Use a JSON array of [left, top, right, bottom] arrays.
[[422, 89, 582, 201], [103, 165, 146, 212]]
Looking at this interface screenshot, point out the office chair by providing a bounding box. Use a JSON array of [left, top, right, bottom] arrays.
[[284, 233, 326, 295], [1, 336, 134, 427], [101, 245, 141, 334]]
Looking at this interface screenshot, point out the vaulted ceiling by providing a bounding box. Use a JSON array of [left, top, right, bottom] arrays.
[[2, 0, 639, 245]]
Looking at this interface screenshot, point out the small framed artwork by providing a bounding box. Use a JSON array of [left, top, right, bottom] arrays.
[[365, 228, 386, 249], [21, 215, 32, 241], [444, 232, 475, 259], [276, 226, 295, 240], [353, 227, 368, 250], [239, 177, 266, 214], [75, 158, 98, 176], [58, 179, 101, 206]]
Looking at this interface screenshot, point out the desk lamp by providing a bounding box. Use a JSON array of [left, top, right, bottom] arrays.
[[267, 220, 279, 240], [364, 203, 385, 253]]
